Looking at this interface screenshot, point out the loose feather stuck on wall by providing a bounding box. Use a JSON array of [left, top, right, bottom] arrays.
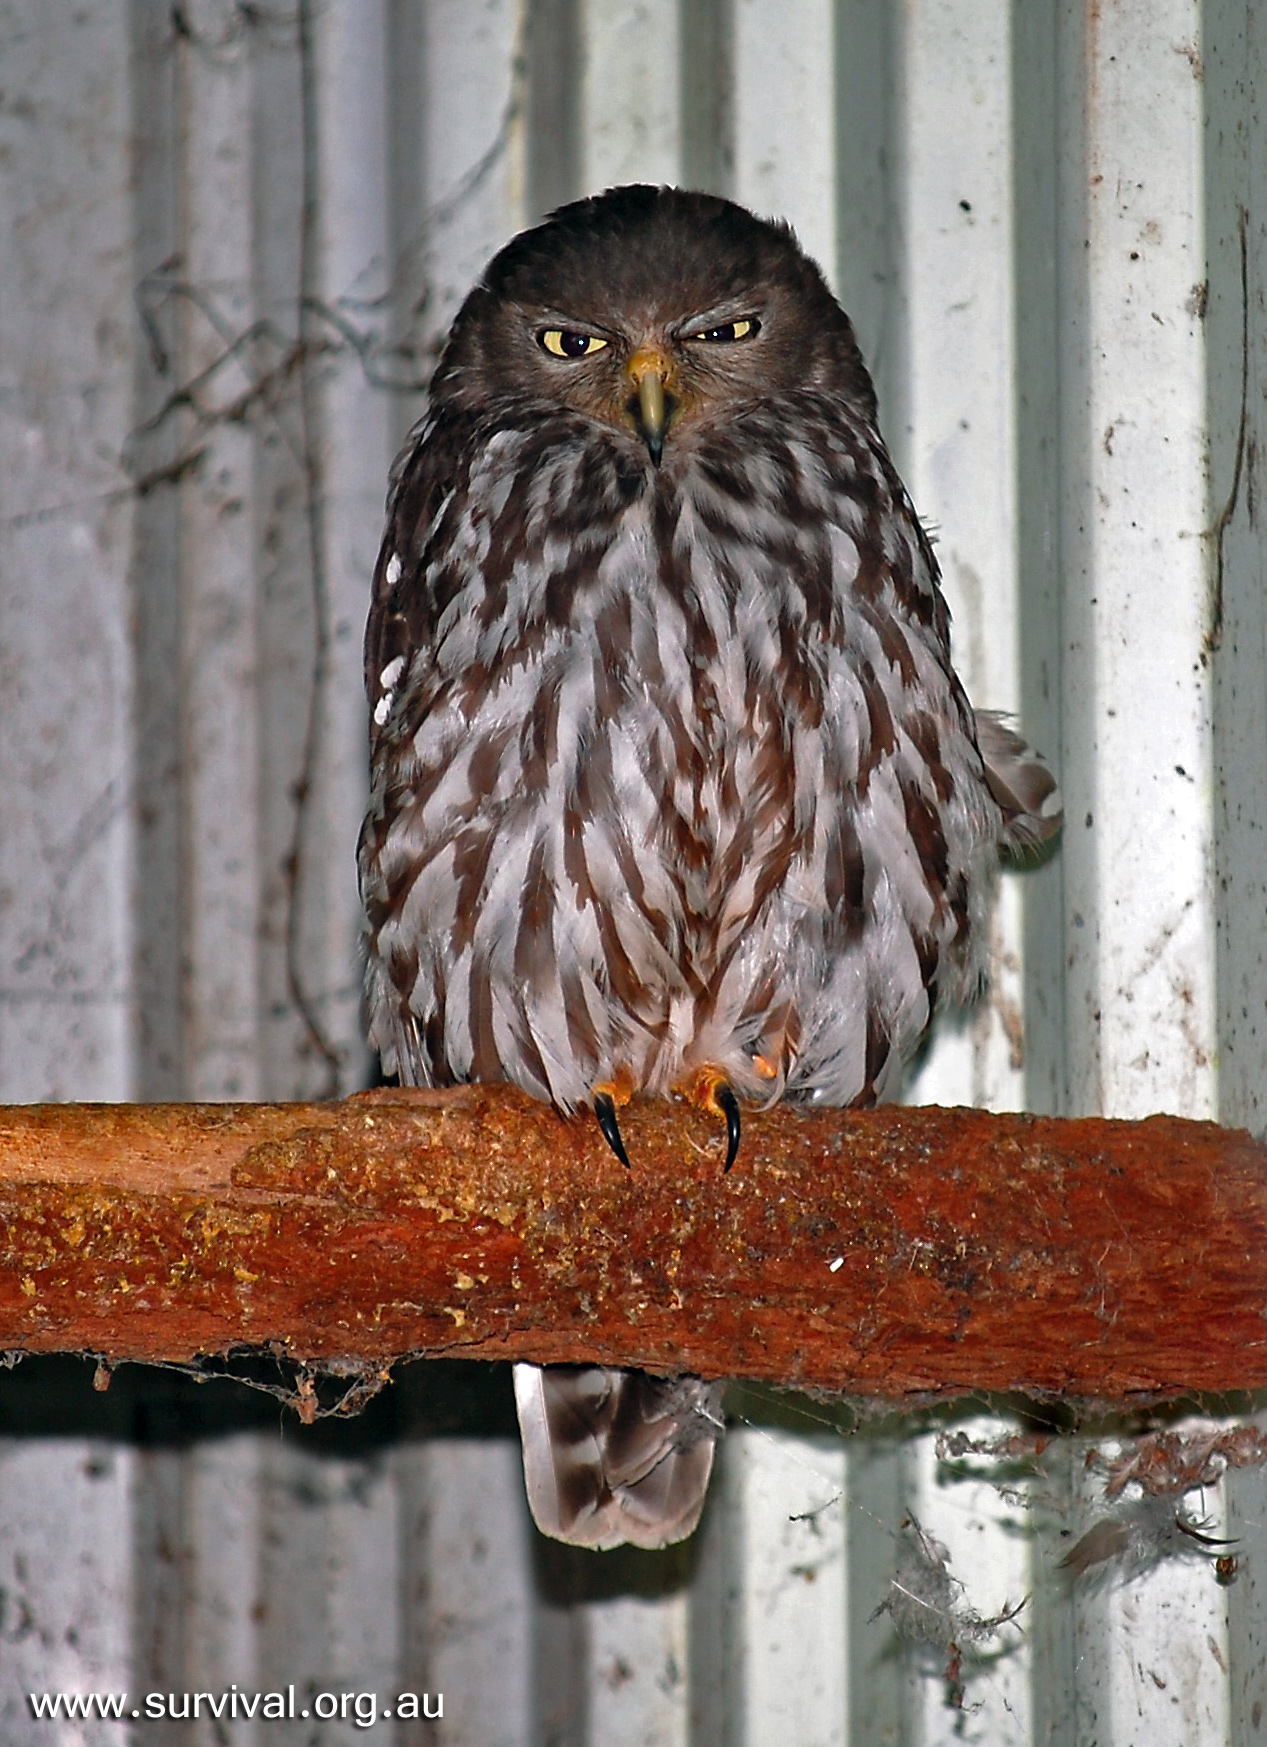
[[358, 185, 1062, 1549]]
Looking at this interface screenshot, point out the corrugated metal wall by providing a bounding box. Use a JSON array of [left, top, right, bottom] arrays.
[[1, 1, 1265, 1740]]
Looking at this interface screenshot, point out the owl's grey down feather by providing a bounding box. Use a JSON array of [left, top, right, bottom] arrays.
[[359, 185, 1061, 1550]]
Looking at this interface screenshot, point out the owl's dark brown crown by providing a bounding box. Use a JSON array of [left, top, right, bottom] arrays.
[[431, 184, 878, 457]]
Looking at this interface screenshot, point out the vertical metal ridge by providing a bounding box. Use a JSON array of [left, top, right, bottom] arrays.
[[1011, 0, 1067, 1120], [680, 0, 735, 197], [527, 0, 583, 220], [296, 0, 389, 1101], [1051, 5, 1234, 1741], [383, 0, 430, 455], [0, 4, 140, 1105], [844, 1427, 906, 1747], [130, 1437, 189, 1742], [127, 0, 188, 1102], [732, 0, 837, 280], [178, 1, 265, 1103], [897, 0, 1027, 1119], [1060, 0, 1219, 1127], [1208, 0, 1267, 1140], [831, 0, 900, 431]]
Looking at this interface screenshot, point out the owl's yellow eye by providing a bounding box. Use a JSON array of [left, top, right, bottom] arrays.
[[686, 318, 760, 343], [539, 329, 609, 359]]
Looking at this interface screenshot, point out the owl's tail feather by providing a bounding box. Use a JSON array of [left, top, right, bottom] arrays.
[[973, 709, 1064, 855], [513, 1363, 725, 1550]]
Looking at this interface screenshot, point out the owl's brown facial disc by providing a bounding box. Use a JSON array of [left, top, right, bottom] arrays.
[[436, 184, 880, 449]]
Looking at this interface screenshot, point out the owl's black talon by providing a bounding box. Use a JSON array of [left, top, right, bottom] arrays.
[[593, 1093, 631, 1168], [716, 1081, 742, 1173]]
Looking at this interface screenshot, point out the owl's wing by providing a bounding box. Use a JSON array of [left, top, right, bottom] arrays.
[[513, 1363, 724, 1550], [973, 709, 1064, 855], [363, 408, 470, 721]]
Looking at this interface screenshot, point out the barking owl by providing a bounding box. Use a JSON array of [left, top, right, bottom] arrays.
[[359, 185, 1061, 1550]]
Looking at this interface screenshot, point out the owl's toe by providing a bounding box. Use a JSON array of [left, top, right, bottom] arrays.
[[715, 1081, 742, 1173], [593, 1091, 631, 1168], [681, 1067, 743, 1173]]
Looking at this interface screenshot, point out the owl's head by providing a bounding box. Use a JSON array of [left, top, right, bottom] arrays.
[[433, 185, 877, 463]]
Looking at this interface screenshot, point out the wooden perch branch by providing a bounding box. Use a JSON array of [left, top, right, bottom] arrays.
[[1, 1087, 1263, 1400]]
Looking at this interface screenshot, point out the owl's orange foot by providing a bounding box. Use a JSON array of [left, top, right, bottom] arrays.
[[683, 1067, 742, 1174], [592, 1077, 633, 1169]]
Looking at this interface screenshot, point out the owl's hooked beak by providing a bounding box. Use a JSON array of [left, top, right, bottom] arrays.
[[626, 347, 672, 465]]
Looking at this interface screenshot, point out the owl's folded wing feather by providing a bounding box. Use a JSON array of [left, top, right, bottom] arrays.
[[513, 1363, 725, 1550], [973, 709, 1064, 855]]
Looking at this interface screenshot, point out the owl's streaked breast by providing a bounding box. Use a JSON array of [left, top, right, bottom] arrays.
[[360, 395, 997, 1113]]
